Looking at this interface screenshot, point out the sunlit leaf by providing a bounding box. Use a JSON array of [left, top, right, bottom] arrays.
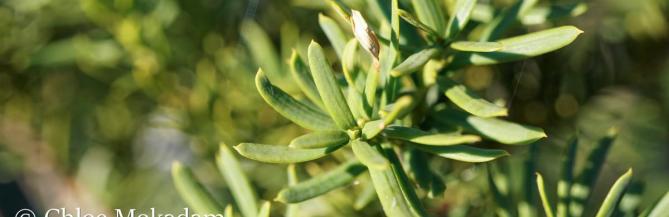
[[234, 143, 344, 163], [570, 131, 616, 217], [450, 26, 583, 68], [241, 21, 283, 81], [536, 173, 556, 217], [319, 14, 348, 59], [595, 169, 633, 217], [391, 47, 440, 77], [411, 0, 446, 37], [289, 130, 350, 149], [351, 140, 390, 170], [224, 205, 233, 217], [641, 191, 669, 217], [257, 201, 271, 217], [445, 0, 478, 40], [410, 144, 508, 162], [171, 162, 224, 214], [285, 165, 299, 217], [384, 126, 481, 146], [275, 160, 366, 203], [369, 144, 428, 217], [308, 41, 357, 130], [216, 145, 259, 217], [289, 51, 324, 109], [362, 119, 385, 140], [255, 69, 337, 130], [382, 95, 415, 126], [354, 182, 378, 210], [442, 79, 508, 117], [478, 0, 538, 41], [450, 41, 503, 52], [397, 9, 440, 38], [432, 109, 546, 145]]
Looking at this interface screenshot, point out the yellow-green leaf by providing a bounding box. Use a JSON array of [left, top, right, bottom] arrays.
[[411, 0, 446, 37], [432, 109, 546, 145], [445, 0, 478, 40], [384, 126, 481, 146], [443, 79, 508, 117], [595, 169, 633, 217], [450, 41, 503, 52], [537, 173, 556, 217], [391, 47, 440, 77]]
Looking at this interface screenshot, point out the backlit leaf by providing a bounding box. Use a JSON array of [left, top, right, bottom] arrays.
[[595, 169, 633, 217], [537, 173, 556, 217]]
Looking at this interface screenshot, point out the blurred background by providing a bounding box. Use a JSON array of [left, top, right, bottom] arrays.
[[0, 0, 667, 216]]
